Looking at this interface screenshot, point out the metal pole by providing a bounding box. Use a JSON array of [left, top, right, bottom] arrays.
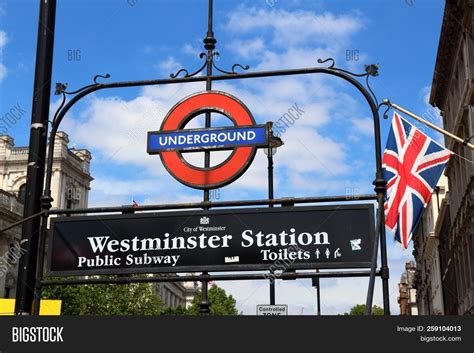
[[267, 145, 274, 203], [371, 164, 390, 315], [203, 0, 215, 202], [364, 214, 381, 315], [199, 0, 216, 315], [363, 96, 389, 314], [45, 194, 378, 215], [384, 100, 474, 150], [316, 269, 321, 315], [31, 213, 49, 314], [199, 271, 211, 314], [316, 281, 321, 316], [269, 274, 275, 305], [367, 88, 389, 316], [42, 270, 379, 286], [379, 200, 390, 315], [267, 130, 276, 305], [15, 0, 56, 315], [312, 270, 321, 315]]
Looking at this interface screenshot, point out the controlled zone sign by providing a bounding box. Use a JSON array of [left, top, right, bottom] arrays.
[[256, 305, 288, 316], [48, 204, 375, 276]]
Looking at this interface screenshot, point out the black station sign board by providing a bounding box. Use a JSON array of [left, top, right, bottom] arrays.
[[48, 204, 375, 276]]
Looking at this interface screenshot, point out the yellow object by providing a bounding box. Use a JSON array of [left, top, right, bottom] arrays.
[[0, 298, 14, 315], [0, 298, 61, 315], [39, 300, 62, 315]]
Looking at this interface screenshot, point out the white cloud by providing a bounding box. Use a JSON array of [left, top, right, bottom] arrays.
[[182, 43, 201, 57], [154, 56, 181, 75], [0, 63, 6, 81], [64, 94, 165, 171], [87, 175, 201, 207], [229, 38, 266, 59], [0, 30, 8, 82], [0, 31, 7, 47], [225, 7, 364, 48], [351, 117, 374, 136], [278, 127, 348, 176]]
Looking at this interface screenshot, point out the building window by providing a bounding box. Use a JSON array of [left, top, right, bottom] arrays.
[[18, 184, 26, 204]]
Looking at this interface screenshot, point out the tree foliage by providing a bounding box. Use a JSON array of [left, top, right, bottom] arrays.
[[42, 276, 164, 315], [42, 278, 238, 316], [344, 304, 384, 316], [185, 284, 239, 316], [161, 305, 188, 316]]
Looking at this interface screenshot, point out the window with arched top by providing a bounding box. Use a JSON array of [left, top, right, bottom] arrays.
[[18, 184, 26, 204]]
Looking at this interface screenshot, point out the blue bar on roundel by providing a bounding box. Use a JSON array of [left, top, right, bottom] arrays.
[[147, 125, 268, 153]]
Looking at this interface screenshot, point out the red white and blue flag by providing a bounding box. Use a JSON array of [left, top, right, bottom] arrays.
[[382, 112, 452, 249]]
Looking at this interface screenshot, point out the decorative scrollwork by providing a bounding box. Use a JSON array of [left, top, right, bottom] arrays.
[[170, 50, 250, 78], [54, 82, 68, 95], [213, 62, 250, 75], [366, 74, 379, 107], [93, 73, 111, 84], [170, 68, 190, 79], [170, 52, 208, 78], [378, 99, 392, 119], [364, 64, 379, 77], [317, 58, 380, 106], [317, 58, 335, 69], [211, 51, 250, 75], [51, 88, 67, 126], [51, 73, 111, 125], [55, 74, 111, 97], [317, 57, 379, 78]]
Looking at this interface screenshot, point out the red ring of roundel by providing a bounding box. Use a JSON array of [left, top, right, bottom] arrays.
[[159, 91, 257, 189]]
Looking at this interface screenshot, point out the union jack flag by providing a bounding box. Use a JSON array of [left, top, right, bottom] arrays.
[[382, 113, 452, 249]]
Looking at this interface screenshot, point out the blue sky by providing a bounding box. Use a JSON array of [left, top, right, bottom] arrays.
[[0, 0, 445, 314]]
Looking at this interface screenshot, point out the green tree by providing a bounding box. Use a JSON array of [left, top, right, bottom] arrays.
[[42, 276, 164, 315], [344, 304, 384, 316], [161, 305, 188, 316], [186, 284, 239, 315]]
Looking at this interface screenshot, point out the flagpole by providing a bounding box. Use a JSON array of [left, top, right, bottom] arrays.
[[382, 99, 474, 150]]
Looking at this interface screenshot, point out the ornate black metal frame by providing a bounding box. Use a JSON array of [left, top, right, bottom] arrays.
[[28, 0, 390, 315]]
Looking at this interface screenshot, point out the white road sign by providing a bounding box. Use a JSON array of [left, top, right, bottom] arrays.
[[256, 305, 288, 316]]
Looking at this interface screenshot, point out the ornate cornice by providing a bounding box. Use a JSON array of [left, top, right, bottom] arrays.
[[430, 0, 466, 109]]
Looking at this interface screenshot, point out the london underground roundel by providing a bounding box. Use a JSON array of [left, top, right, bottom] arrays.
[[147, 91, 269, 189]]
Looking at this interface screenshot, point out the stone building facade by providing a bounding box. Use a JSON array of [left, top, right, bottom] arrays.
[[156, 281, 187, 308], [183, 279, 200, 308], [0, 190, 24, 299], [429, 0, 474, 315], [398, 261, 418, 315], [0, 131, 92, 210], [156, 275, 201, 309], [413, 176, 448, 315], [0, 132, 92, 298]]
